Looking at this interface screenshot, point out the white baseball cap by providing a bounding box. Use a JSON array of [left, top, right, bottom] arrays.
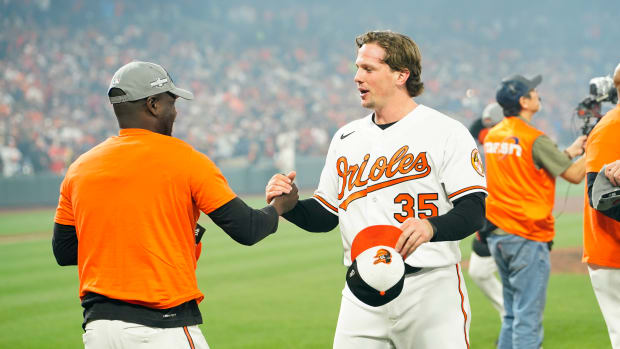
[[108, 61, 194, 104], [346, 225, 405, 307]]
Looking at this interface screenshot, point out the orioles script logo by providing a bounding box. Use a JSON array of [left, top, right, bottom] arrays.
[[336, 145, 430, 210], [373, 248, 392, 265]]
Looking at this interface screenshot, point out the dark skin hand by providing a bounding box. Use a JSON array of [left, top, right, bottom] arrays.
[[270, 180, 299, 215]]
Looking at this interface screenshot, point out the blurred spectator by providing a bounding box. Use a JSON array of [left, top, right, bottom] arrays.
[[0, 0, 618, 177], [0, 137, 22, 177]]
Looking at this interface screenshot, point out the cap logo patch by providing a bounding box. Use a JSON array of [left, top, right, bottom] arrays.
[[150, 77, 168, 87], [373, 249, 392, 265], [471, 149, 485, 177], [111, 78, 120, 86]]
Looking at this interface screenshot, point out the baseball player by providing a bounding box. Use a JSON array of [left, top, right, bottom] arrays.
[[583, 63, 620, 349], [467, 102, 505, 323], [52, 61, 297, 349], [266, 30, 486, 348]]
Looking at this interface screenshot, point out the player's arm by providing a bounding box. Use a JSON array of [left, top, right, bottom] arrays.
[[396, 192, 485, 257], [586, 165, 620, 221], [208, 187, 299, 246], [281, 197, 339, 232], [265, 172, 338, 232], [52, 223, 78, 266], [428, 192, 486, 241], [190, 150, 296, 245]]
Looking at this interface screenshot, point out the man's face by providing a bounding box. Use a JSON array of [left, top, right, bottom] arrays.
[[156, 92, 178, 136], [521, 89, 541, 114], [354, 43, 400, 110]]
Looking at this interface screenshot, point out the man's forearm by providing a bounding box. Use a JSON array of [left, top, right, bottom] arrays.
[[52, 223, 78, 266], [282, 198, 339, 232], [427, 192, 486, 242], [208, 197, 279, 245]]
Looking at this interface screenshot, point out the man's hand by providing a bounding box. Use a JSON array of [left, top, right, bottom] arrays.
[[605, 160, 620, 186], [565, 135, 587, 159], [266, 171, 296, 204], [271, 182, 299, 215], [394, 218, 434, 259]]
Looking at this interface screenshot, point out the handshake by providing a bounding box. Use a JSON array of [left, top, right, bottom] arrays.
[[265, 171, 300, 215]]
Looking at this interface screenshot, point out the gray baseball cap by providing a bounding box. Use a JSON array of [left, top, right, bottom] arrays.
[[482, 102, 504, 125], [108, 61, 194, 104], [592, 165, 620, 211]]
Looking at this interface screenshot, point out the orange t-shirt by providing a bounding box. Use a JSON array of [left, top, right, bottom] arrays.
[[583, 105, 620, 268], [484, 117, 556, 242], [54, 128, 236, 308]]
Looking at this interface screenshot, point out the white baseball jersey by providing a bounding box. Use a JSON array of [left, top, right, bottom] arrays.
[[313, 104, 487, 267]]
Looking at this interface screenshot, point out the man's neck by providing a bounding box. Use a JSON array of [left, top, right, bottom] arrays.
[[374, 97, 418, 125], [519, 110, 534, 122]]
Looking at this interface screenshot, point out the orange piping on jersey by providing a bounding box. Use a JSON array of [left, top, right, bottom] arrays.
[[339, 167, 431, 210], [448, 186, 487, 199], [313, 194, 338, 213], [184, 326, 196, 349], [456, 264, 470, 349]]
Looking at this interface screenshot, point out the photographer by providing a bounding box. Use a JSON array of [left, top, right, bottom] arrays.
[[583, 63, 620, 349], [484, 74, 586, 349]]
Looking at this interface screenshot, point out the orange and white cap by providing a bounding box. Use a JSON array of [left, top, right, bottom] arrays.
[[346, 225, 406, 307]]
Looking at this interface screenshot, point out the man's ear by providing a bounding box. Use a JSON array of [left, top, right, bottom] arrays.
[[519, 95, 529, 109], [145, 95, 159, 116], [395, 69, 410, 87]]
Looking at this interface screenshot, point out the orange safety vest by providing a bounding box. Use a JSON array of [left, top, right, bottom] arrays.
[[583, 105, 620, 268], [484, 117, 556, 242]]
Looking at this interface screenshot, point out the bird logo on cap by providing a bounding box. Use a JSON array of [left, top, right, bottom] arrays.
[[373, 249, 392, 265]]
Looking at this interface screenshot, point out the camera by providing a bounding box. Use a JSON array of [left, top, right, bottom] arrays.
[[576, 76, 618, 135]]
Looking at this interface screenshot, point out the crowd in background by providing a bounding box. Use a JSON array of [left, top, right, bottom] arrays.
[[1, 0, 618, 177]]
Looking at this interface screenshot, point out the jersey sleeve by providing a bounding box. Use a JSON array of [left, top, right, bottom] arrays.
[[313, 133, 340, 216], [54, 176, 75, 226], [440, 123, 488, 201], [190, 150, 237, 214]]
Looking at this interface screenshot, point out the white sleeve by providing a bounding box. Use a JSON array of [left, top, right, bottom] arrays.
[[313, 133, 340, 215], [440, 123, 488, 201]]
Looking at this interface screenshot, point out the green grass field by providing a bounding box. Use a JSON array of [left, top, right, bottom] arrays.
[[0, 191, 611, 348]]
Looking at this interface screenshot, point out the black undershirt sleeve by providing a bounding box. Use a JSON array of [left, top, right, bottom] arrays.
[[281, 192, 484, 240], [587, 172, 620, 221], [208, 197, 279, 245], [52, 223, 78, 266], [282, 198, 339, 232], [427, 192, 486, 242], [52, 198, 279, 267]]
